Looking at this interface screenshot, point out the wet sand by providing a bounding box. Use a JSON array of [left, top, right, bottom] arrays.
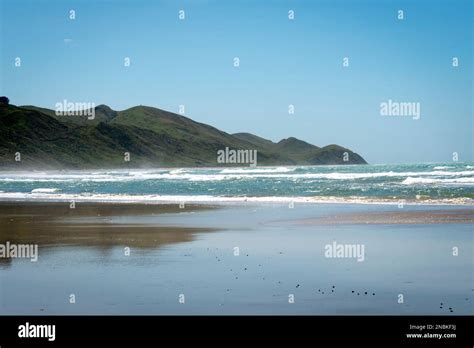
[[1, 202, 472, 250], [0, 202, 472, 315], [0, 202, 219, 251], [286, 208, 474, 225]]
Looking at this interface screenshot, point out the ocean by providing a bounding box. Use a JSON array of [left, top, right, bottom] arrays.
[[0, 163, 472, 205]]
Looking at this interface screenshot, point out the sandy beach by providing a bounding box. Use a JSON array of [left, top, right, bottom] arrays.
[[0, 201, 472, 315]]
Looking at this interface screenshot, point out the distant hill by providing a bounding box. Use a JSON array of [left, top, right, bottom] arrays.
[[0, 103, 367, 169]]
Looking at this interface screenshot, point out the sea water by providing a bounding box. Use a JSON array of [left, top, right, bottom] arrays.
[[0, 163, 473, 205]]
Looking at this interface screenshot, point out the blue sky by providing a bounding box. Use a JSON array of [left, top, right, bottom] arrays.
[[1, 0, 472, 164]]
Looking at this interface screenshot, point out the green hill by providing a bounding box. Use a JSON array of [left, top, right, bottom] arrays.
[[0, 103, 367, 169]]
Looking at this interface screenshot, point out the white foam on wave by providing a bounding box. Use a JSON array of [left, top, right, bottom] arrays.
[[0, 169, 473, 182], [169, 169, 188, 175], [31, 188, 59, 193], [0, 192, 471, 206], [219, 167, 295, 174], [433, 166, 454, 170], [402, 177, 474, 185]]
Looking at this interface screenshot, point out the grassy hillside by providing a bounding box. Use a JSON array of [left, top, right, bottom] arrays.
[[1, 103, 367, 169]]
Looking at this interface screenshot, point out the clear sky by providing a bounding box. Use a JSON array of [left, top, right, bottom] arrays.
[[1, 0, 472, 164]]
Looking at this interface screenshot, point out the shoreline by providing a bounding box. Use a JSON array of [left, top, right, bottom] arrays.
[[0, 193, 472, 206], [0, 201, 472, 225]]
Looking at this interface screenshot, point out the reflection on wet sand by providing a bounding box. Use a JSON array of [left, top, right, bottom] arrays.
[[0, 202, 472, 314], [0, 202, 220, 267], [273, 208, 474, 226]]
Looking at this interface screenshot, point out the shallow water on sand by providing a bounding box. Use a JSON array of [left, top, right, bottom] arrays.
[[0, 203, 472, 315]]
